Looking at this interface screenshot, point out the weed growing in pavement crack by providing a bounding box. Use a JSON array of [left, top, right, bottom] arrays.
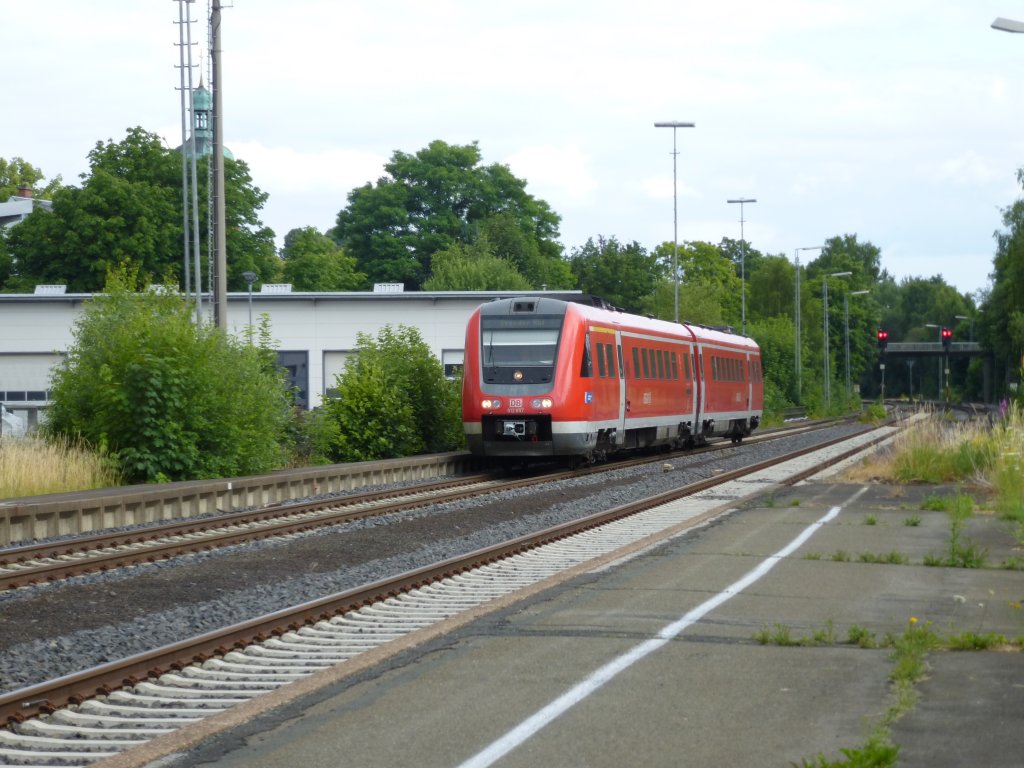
[[795, 617, 940, 768], [923, 493, 987, 568]]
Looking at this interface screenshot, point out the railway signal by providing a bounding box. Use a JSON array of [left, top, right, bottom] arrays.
[[877, 329, 888, 350], [941, 327, 952, 350]]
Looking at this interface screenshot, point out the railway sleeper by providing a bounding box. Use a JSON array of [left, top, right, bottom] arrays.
[[18, 718, 174, 738], [0, 728, 142, 751], [78, 699, 217, 718]]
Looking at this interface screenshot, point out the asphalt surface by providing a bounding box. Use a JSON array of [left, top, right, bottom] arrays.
[[110, 478, 1024, 768]]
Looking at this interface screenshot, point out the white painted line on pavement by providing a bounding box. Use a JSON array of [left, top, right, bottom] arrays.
[[455, 486, 870, 768]]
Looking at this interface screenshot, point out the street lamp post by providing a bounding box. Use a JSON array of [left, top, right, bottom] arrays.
[[728, 198, 757, 335], [823, 271, 852, 409], [793, 246, 823, 403], [924, 323, 942, 398], [242, 271, 258, 335], [655, 121, 695, 323], [844, 290, 869, 398]]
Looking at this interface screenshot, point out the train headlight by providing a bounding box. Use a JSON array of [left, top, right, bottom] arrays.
[[513, 370, 524, 381], [482, 398, 501, 410], [531, 398, 553, 409]]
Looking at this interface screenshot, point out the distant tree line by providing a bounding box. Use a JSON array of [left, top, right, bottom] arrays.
[[2, 123, 1021, 471]]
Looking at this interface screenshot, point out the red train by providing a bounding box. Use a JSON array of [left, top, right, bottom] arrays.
[[462, 296, 763, 463]]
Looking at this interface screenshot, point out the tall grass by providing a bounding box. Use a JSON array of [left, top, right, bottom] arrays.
[[888, 413, 997, 485], [0, 435, 121, 498], [990, 406, 1024, 524], [845, 405, 1023, 523]]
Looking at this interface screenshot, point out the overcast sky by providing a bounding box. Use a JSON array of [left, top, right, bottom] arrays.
[[8, 1, 1024, 298]]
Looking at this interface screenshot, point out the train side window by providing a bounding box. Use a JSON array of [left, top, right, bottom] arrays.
[[653, 350, 661, 379], [618, 345, 625, 379], [712, 357, 718, 381], [580, 335, 593, 378], [642, 348, 651, 379], [671, 352, 678, 380], [632, 347, 640, 378], [605, 343, 616, 378], [597, 343, 607, 377], [683, 352, 691, 380]]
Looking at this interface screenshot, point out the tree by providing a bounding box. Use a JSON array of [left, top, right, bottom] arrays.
[[280, 226, 364, 290], [650, 240, 740, 325], [422, 237, 531, 291], [746, 253, 795, 321], [748, 316, 798, 413], [986, 168, 1024, 399], [324, 325, 462, 461], [332, 140, 563, 289], [0, 156, 62, 200], [0, 229, 11, 288], [3, 128, 279, 293], [43, 269, 292, 482], [569, 236, 663, 313], [475, 212, 574, 289]]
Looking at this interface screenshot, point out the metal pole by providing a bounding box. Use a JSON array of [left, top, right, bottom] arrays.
[[211, 0, 228, 330], [844, 290, 869, 399], [793, 246, 823, 404], [176, 0, 191, 300], [794, 253, 801, 400], [728, 198, 756, 335], [823, 279, 830, 408], [186, 2, 202, 325], [823, 271, 852, 409], [655, 122, 694, 323]]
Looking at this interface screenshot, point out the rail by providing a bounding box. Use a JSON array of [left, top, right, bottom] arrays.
[[0, 422, 896, 727]]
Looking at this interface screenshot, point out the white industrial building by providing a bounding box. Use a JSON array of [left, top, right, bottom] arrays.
[[0, 284, 580, 434]]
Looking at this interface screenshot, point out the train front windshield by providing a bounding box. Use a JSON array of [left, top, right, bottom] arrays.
[[480, 315, 563, 384]]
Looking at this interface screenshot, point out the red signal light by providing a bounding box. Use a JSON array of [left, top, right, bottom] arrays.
[[877, 329, 888, 349]]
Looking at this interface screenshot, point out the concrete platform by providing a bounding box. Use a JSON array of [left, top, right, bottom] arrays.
[[120, 481, 1024, 768]]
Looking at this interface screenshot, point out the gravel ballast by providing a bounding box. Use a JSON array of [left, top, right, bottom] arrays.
[[0, 425, 870, 694]]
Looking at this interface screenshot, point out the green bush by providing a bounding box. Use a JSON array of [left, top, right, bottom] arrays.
[[44, 271, 292, 482], [283, 407, 341, 466], [324, 325, 463, 462]]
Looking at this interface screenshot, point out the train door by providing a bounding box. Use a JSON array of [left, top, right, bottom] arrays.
[[744, 352, 752, 410], [694, 345, 705, 424], [586, 326, 623, 445], [615, 331, 627, 445]]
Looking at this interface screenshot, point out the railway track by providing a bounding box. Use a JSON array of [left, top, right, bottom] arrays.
[[0, 422, 899, 766], [0, 421, 833, 592]]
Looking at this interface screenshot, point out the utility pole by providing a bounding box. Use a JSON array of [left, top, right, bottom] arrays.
[[211, 0, 228, 330]]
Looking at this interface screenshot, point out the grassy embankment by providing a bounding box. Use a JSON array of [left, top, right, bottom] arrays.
[[847, 404, 1024, 537]]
